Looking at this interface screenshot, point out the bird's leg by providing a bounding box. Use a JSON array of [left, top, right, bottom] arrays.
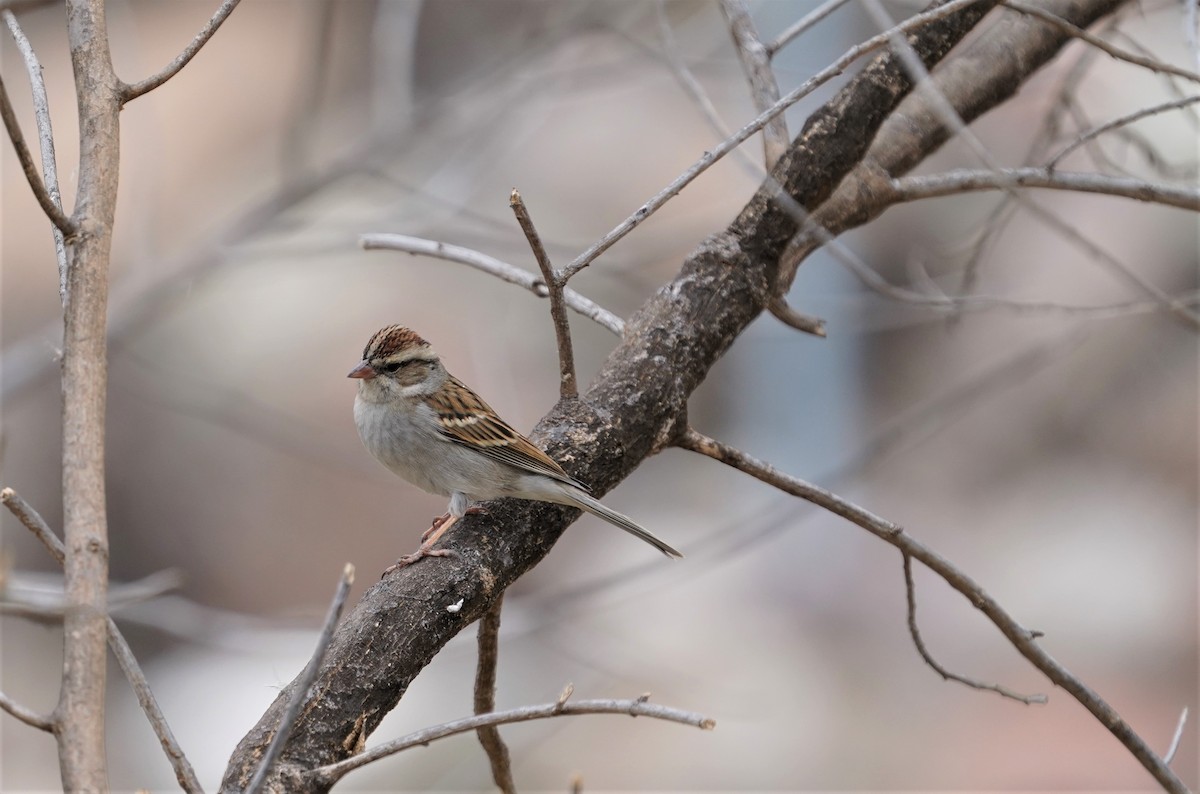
[[383, 513, 461, 576], [421, 512, 452, 543]]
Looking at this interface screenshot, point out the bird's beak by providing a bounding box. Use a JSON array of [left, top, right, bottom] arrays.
[[347, 361, 376, 380]]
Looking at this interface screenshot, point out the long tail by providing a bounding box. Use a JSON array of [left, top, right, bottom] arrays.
[[567, 488, 683, 558]]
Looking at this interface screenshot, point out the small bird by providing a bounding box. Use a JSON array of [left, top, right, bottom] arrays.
[[349, 325, 682, 570]]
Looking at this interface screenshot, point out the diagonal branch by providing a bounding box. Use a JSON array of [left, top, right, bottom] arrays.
[[719, 0, 788, 168], [675, 428, 1187, 793], [119, 0, 244, 103], [0, 689, 55, 732]]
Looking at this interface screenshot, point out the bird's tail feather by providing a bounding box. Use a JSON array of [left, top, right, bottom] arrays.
[[568, 489, 682, 558]]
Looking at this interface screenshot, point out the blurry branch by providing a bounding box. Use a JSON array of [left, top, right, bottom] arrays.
[[360, 233, 624, 334], [1002, 0, 1200, 84], [307, 693, 715, 787], [901, 553, 1047, 704], [2, 487, 203, 793], [245, 564, 355, 794], [473, 596, 516, 794], [2, 569, 184, 623], [119, 0, 244, 103], [675, 428, 1186, 792], [1163, 707, 1189, 766], [719, 0, 788, 168], [887, 167, 1200, 210], [511, 188, 578, 399], [3, 10, 68, 301], [0, 689, 54, 732], [0, 71, 73, 234], [1046, 94, 1200, 169], [281, 0, 337, 180], [558, 0, 992, 281], [767, 0, 855, 56]]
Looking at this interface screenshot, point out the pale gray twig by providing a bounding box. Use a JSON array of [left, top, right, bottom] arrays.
[[3, 10, 67, 303], [2, 487, 203, 793], [0, 70, 73, 233], [473, 596, 516, 794], [511, 188, 577, 399], [307, 695, 715, 786], [360, 233, 624, 334], [120, 0, 245, 103], [1046, 95, 1200, 169], [768, 0, 856, 56], [245, 563, 356, 794], [719, 0, 788, 168], [1163, 706, 1188, 766], [0, 689, 54, 732]]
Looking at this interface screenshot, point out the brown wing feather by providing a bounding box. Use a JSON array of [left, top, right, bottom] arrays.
[[428, 376, 585, 490]]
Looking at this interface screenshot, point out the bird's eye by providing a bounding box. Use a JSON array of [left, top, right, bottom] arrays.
[[383, 361, 408, 373]]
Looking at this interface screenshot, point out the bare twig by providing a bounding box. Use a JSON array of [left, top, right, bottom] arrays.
[[119, 0, 244, 103], [887, 166, 1200, 210], [3, 488, 203, 791], [558, 0, 993, 281], [719, 0, 788, 168], [0, 690, 55, 732], [474, 596, 516, 794], [1163, 706, 1188, 766], [0, 71, 74, 234], [1046, 94, 1200, 169], [308, 695, 715, 787], [245, 563, 356, 794], [511, 189, 577, 399], [3, 10, 68, 302], [767, 0, 856, 56], [1, 487, 65, 564], [1002, 0, 1200, 84], [902, 553, 1047, 703], [360, 233, 623, 335], [676, 428, 1188, 793]]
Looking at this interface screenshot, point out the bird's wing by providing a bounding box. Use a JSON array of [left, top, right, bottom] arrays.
[[426, 375, 585, 489]]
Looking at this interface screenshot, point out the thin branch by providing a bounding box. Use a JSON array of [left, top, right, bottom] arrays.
[[1001, 0, 1200, 84], [2, 488, 203, 792], [308, 695, 715, 787], [887, 166, 1200, 211], [1, 487, 65, 564], [511, 189, 577, 399], [1046, 94, 1200, 169], [767, 0, 856, 56], [557, 0, 993, 281], [3, 9, 68, 303], [474, 595, 516, 794], [359, 233, 624, 335], [0, 689, 55, 732], [902, 553, 1047, 704], [719, 0, 788, 169], [768, 296, 827, 336], [245, 563, 356, 794], [119, 0, 244, 103], [0, 70, 74, 234], [676, 428, 1188, 793], [1163, 706, 1188, 766]]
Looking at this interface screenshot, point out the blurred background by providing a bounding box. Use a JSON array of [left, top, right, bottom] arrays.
[[1, 1, 1196, 790]]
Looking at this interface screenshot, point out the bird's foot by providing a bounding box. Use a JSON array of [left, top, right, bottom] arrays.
[[382, 546, 455, 577], [421, 513, 452, 543], [464, 505, 488, 517]]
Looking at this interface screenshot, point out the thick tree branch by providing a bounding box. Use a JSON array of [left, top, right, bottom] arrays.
[[220, 3, 1021, 789]]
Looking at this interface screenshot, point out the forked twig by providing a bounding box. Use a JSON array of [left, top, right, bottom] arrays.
[[245, 563, 356, 794], [0, 689, 54, 732], [307, 693, 715, 786], [511, 189, 578, 399], [902, 553, 1047, 703], [0, 71, 73, 234], [2, 487, 204, 793]]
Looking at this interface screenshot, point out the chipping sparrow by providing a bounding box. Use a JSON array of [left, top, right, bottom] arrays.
[[350, 324, 683, 569]]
